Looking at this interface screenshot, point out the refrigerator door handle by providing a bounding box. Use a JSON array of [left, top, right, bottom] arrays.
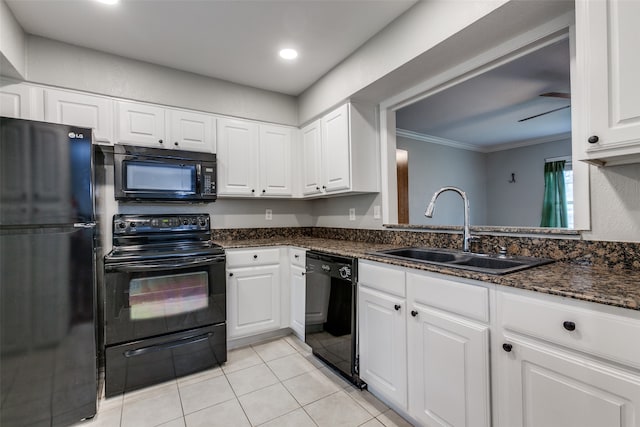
[[73, 222, 97, 228]]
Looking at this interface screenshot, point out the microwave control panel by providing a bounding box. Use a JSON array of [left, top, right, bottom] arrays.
[[203, 167, 215, 195]]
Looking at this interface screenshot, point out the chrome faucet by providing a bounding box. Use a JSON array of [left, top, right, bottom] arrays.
[[425, 186, 473, 252]]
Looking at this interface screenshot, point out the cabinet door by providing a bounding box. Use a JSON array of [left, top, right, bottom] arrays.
[[321, 104, 351, 192], [301, 120, 323, 196], [259, 125, 293, 196], [579, 0, 640, 160], [290, 264, 306, 340], [497, 335, 640, 427], [0, 82, 42, 120], [408, 304, 490, 427], [227, 264, 281, 338], [359, 286, 408, 409], [44, 89, 113, 143], [116, 101, 166, 148], [216, 118, 258, 196], [169, 109, 215, 153]]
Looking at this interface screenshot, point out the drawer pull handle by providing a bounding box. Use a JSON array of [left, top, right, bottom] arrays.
[[410, 310, 418, 317], [563, 321, 576, 331], [502, 343, 513, 353], [229, 272, 234, 277], [253, 254, 258, 259], [394, 304, 401, 311], [294, 254, 299, 258]]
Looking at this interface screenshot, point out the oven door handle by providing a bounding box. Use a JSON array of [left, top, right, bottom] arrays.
[[105, 256, 224, 272], [123, 332, 214, 358]]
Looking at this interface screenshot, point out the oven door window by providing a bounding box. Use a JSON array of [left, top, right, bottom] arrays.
[[124, 161, 196, 193], [129, 271, 208, 320]]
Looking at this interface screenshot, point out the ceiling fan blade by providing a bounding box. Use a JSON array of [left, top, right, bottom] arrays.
[[540, 92, 571, 99], [518, 105, 571, 122]]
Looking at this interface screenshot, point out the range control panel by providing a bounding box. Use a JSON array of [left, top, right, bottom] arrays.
[[113, 214, 210, 234]]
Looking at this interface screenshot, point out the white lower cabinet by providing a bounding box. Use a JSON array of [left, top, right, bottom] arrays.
[[226, 248, 281, 339], [495, 288, 640, 427], [358, 285, 408, 408], [289, 248, 306, 340]]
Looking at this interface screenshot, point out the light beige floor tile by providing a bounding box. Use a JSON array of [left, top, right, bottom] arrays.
[[283, 335, 312, 354], [178, 375, 235, 415], [176, 365, 224, 387], [97, 394, 124, 412], [282, 369, 341, 405], [221, 346, 263, 374], [345, 387, 389, 417], [184, 399, 250, 427], [226, 363, 279, 396], [361, 418, 386, 427], [258, 407, 316, 427], [304, 390, 373, 427], [121, 384, 183, 427], [238, 383, 300, 426], [317, 366, 352, 389], [73, 405, 122, 427], [123, 380, 178, 403], [376, 409, 414, 427], [267, 352, 317, 381], [304, 352, 329, 369], [156, 417, 186, 427], [252, 339, 297, 362]]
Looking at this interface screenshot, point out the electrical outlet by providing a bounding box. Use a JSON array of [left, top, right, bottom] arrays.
[[373, 205, 381, 219], [265, 209, 272, 220], [349, 208, 356, 221]]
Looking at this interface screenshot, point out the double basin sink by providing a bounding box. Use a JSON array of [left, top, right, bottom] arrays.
[[371, 247, 553, 275]]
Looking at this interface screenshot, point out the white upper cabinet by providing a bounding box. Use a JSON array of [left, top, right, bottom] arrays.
[[168, 108, 215, 153], [301, 102, 379, 198], [0, 81, 43, 121], [217, 118, 259, 196], [321, 104, 351, 192], [301, 121, 323, 196], [44, 88, 113, 144], [217, 118, 295, 198], [116, 100, 216, 152], [116, 100, 166, 148], [259, 124, 293, 196], [577, 0, 640, 166]]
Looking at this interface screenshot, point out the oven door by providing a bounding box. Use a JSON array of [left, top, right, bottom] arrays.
[[104, 255, 225, 346]]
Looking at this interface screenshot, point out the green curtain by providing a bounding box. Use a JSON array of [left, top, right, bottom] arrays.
[[540, 160, 567, 227]]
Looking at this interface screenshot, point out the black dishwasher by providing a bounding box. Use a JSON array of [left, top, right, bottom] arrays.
[[305, 251, 365, 389]]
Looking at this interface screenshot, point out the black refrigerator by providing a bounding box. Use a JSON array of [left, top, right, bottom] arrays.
[[0, 117, 97, 426]]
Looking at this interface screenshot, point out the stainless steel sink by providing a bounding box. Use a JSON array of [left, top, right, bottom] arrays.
[[371, 247, 553, 275]]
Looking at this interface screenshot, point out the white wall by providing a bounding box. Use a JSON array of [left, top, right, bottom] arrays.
[[25, 36, 298, 126], [298, 0, 508, 124], [311, 193, 383, 229], [485, 139, 572, 227], [0, 0, 25, 78], [397, 136, 487, 226]]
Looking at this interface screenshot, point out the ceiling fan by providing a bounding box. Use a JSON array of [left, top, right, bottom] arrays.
[[518, 92, 571, 122]]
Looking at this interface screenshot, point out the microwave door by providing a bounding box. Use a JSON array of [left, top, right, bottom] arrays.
[[123, 161, 197, 197]]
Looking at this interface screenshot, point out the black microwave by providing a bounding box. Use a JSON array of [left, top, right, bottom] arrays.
[[114, 145, 216, 202]]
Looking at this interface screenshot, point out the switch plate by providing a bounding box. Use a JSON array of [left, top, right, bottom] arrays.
[[373, 205, 381, 219], [349, 208, 356, 221], [265, 209, 272, 220]]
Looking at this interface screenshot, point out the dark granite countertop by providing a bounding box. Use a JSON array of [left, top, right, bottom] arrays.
[[214, 237, 640, 312]]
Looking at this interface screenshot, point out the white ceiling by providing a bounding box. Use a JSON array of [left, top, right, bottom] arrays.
[[6, 0, 417, 96], [396, 38, 572, 148]]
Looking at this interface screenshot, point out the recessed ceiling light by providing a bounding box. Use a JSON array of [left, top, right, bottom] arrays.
[[95, 0, 119, 5], [279, 49, 298, 60]]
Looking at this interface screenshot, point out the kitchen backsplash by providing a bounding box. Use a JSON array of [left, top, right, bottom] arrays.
[[212, 227, 640, 271]]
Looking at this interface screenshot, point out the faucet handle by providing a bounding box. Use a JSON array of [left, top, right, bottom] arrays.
[[496, 245, 508, 257]]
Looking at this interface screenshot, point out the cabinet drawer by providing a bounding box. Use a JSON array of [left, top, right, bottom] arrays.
[[407, 271, 489, 323], [358, 260, 405, 297], [226, 247, 280, 267], [499, 290, 640, 370], [289, 248, 306, 268]]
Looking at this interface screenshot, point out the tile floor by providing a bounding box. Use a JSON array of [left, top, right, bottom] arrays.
[[76, 335, 414, 427]]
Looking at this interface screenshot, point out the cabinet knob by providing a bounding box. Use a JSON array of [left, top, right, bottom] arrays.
[[502, 343, 513, 353], [588, 135, 599, 144], [322, 185, 326, 190], [563, 321, 576, 331], [158, 139, 163, 144], [229, 272, 233, 277], [262, 189, 266, 193], [316, 186, 320, 190], [410, 310, 418, 317], [294, 254, 299, 258], [301, 272, 306, 276], [394, 304, 401, 311], [251, 189, 255, 193], [253, 254, 258, 259], [174, 141, 179, 146]]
